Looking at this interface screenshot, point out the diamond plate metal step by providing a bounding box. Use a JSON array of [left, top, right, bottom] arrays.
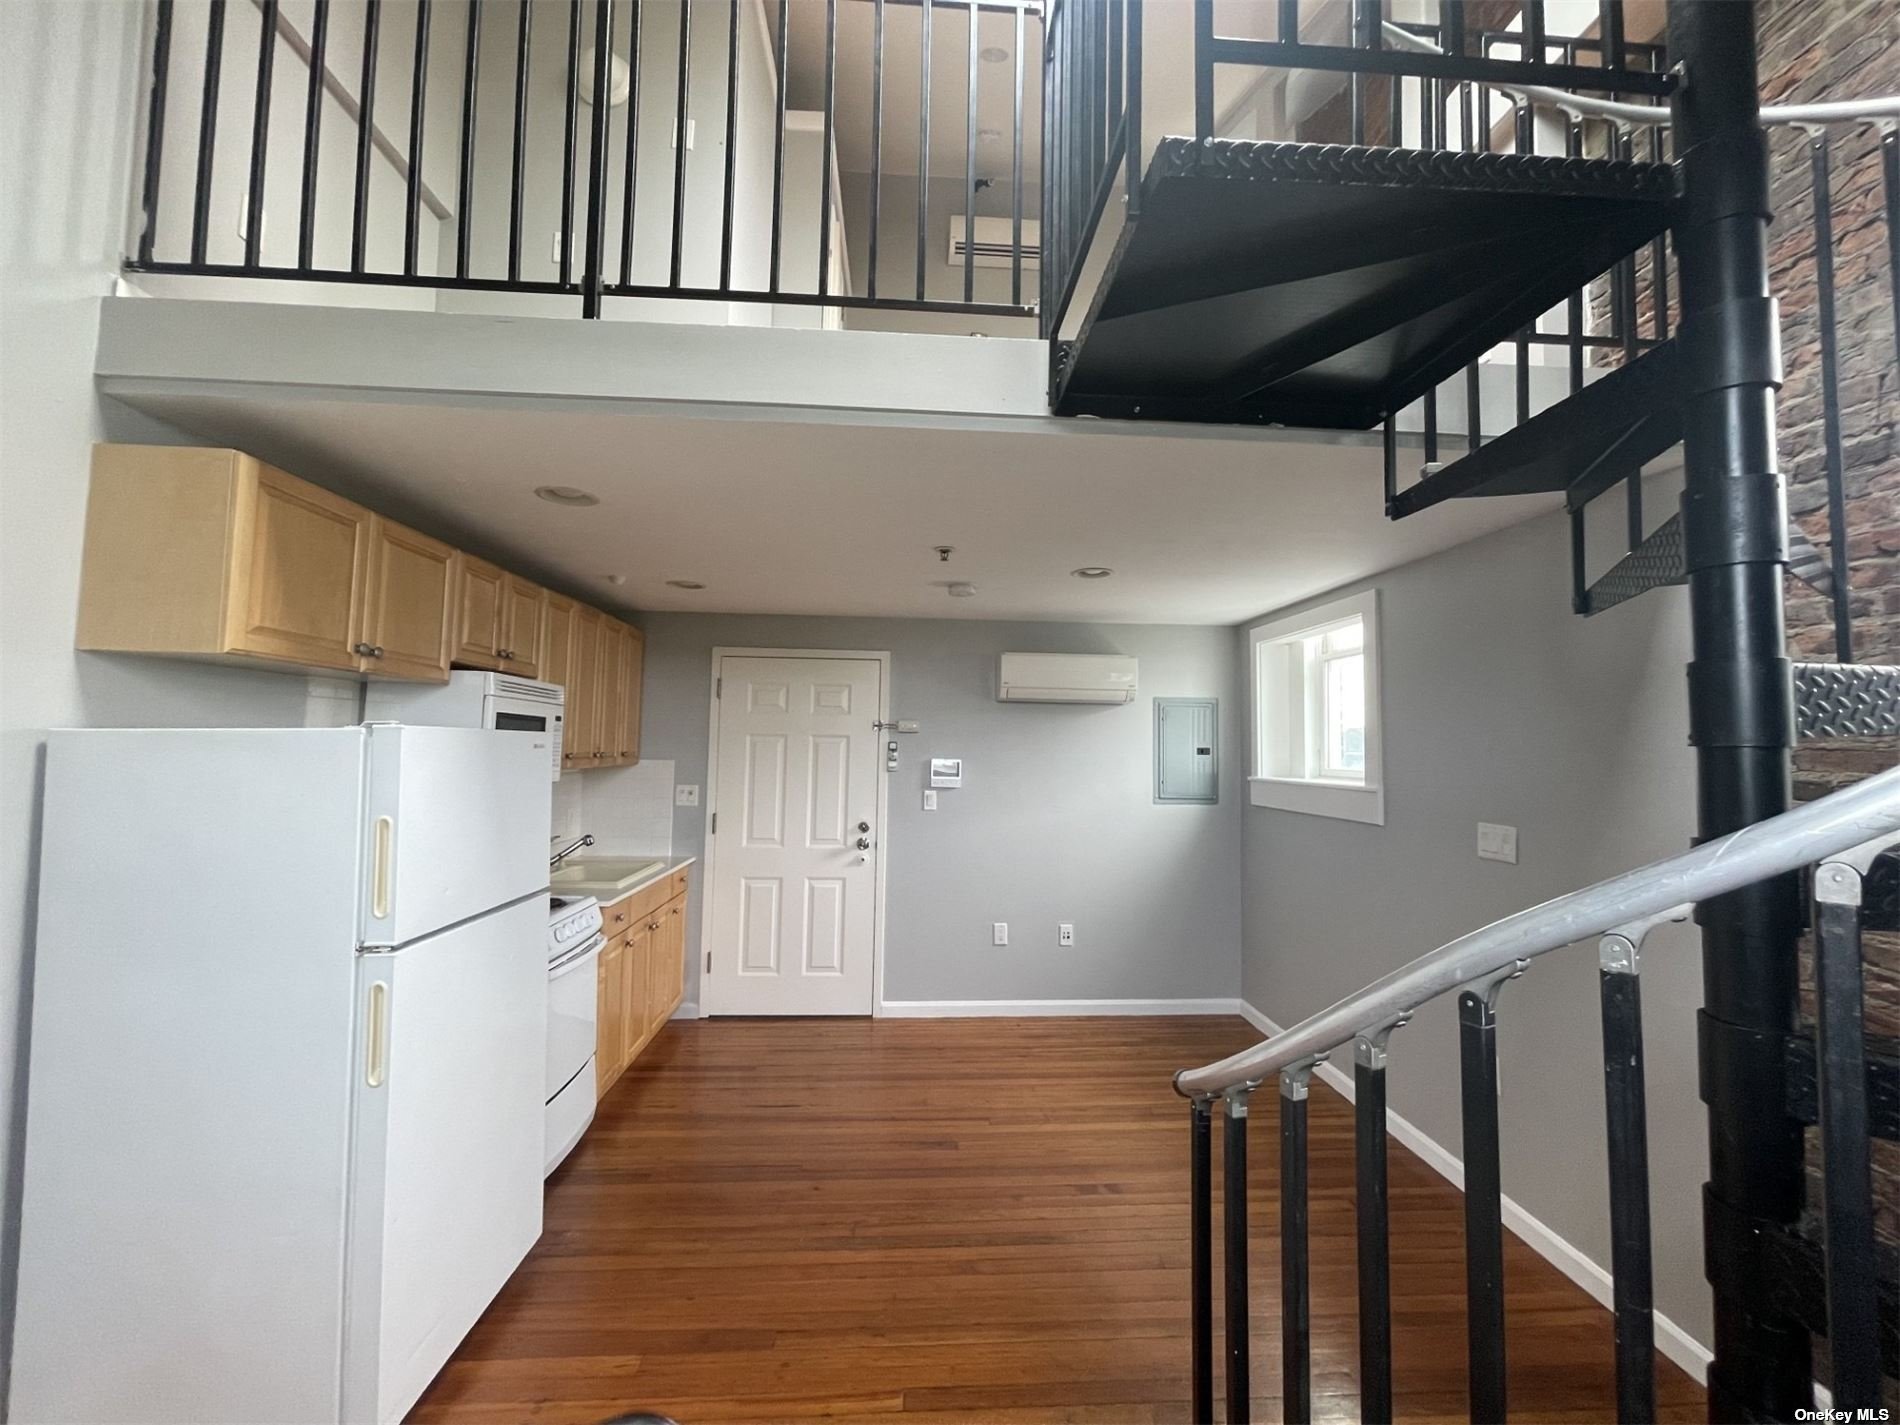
[[1794, 662, 1900, 740], [1582, 514, 1685, 615]]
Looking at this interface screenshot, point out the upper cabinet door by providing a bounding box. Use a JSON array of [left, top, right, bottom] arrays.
[[452, 556, 505, 669], [360, 518, 453, 683], [224, 462, 370, 672], [600, 623, 629, 765], [499, 577, 546, 679], [542, 593, 575, 691], [622, 626, 646, 765], [566, 604, 603, 767]]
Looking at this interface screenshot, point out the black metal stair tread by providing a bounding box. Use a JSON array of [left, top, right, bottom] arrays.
[[1388, 343, 1681, 517], [1053, 138, 1678, 430]]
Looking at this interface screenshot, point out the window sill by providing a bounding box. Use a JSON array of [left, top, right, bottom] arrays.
[[1248, 775, 1385, 825]]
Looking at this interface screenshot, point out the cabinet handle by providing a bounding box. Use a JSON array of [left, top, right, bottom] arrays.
[[370, 816, 393, 919], [372, 646, 384, 659], [365, 981, 389, 1087], [353, 641, 376, 657]]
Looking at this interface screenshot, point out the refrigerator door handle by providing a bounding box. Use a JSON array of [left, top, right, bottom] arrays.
[[370, 816, 393, 920], [365, 981, 389, 1087]]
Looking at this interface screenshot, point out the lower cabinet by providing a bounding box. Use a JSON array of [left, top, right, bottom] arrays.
[[595, 869, 690, 1098]]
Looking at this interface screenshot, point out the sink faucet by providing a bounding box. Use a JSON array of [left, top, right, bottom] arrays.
[[550, 833, 595, 870]]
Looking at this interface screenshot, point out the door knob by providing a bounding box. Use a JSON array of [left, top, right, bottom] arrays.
[[855, 836, 871, 850], [857, 821, 870, 833]]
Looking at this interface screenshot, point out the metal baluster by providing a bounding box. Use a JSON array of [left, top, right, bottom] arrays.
[[581, 0, 612, 316], [1598, 912, 1678, 1425], [1190, 1097, 1214, 1425], [719, 0, 740, 293], [1565, 106, 1584, 395], [1010, 1, 1024, 302], [1811, 843, 1891, 1413], [403, 0, 430, 277], [245, 0, 277, 268], [1808, 129, 1854, 664], [1223, 1085, 1253, 1425], [138, 0, 176, 267], [963, 0, 978, 304], [296, 0, 327, 270], [770, 0, 787, 292], [191, 0, 226, 266], [509, 0, 531, 284], [455, 0, 480, 282], [1460, 965, 1524, 1425], [350, 0, 379, 272], [917, 0, 932, 300], [558, 0, 580, 286], [1382, 417, 1397, 515], [1648, 125, 1670, 340], [668, 0, 692, 289], [1193, 0, 1214, 141], [819, 0, 838, 298], [1348, 0, 1373, 144], [1570, 506, 1589, 615], [870, 0, 885, 301], [1281, 1064, 1315, 1425], [1355, 1018, 1407, 1425], [618, 0, 644, 287]]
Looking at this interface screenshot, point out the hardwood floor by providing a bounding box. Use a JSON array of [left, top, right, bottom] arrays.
[[409, 1016, 1704, 1424]]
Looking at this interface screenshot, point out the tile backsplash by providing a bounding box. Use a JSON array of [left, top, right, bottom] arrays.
[[553, 759, 674, 857]]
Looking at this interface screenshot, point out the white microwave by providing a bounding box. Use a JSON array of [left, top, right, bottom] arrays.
[[364, 672, 565, 779]]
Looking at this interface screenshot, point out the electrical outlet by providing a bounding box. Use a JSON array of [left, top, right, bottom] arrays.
[[675, 784, 700, 807], [1058, 923, 1075, 947], [923, 789, 938, 811], [992, 922, 1008, 947], [1477, 822, 1519, 864]]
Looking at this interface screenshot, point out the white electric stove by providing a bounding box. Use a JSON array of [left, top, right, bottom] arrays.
[[545, 895, 604, 1175]]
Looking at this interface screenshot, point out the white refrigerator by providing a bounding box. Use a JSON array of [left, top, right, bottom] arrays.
[[11, 725, 552, 1425]]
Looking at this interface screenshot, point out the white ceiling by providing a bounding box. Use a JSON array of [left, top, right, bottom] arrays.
[[112, 389, 1557, 625]]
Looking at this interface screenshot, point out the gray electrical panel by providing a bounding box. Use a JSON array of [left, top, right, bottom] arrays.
[[1155, 698, 1219, 804]]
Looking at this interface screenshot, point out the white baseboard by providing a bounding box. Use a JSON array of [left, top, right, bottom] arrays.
[[878, 996, 1251, 1019], [1242, 1003, 1714, 1387]]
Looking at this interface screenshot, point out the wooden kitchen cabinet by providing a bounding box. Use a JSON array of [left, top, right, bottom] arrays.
[[359, 518, 454, 681], [618, 626, 646, 764], [647, 897, 686, 1035], [596, 933, 627, 1097], [566, 604, 604, 768], [593, 867, 691, 1098], [76, 445, 451, 681], [451, 555, 506, 669], [542, 591, 576, 689], [499, 575, 546, 678]]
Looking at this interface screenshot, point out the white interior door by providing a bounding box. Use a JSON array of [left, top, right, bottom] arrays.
[[706, 655, 883, 1015]]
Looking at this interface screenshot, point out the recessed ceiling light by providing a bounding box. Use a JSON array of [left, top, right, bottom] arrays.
[[535, 484, 599, 506], [665, 579, 707, 590], [946, 582, 978, 598], [1072, 566, 1114, 579], [979, 45, 1009, 63]]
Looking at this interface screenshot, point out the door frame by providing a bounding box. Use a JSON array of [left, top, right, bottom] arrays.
[[698, 647, 892, 1018]]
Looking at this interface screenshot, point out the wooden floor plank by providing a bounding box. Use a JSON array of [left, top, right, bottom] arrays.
[[409, 1016, 1702, 1423]]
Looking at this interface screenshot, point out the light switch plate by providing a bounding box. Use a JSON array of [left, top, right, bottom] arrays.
[[675, 784, 700, 807], [992, 922, 1008, 947], [923, 789, 938, 811], [1478, 822, 1519, 864]]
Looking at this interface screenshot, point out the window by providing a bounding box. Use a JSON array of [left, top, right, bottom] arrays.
[[1248, 590, 1384, 825]]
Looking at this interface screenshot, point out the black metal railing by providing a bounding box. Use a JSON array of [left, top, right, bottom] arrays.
[[1178, 755, 1900, 1424], [128, 0, 1043, 323]]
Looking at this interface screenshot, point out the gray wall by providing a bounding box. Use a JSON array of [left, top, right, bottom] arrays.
[[637, 614, 1244, 1008], [0, 1, 336, 1390], [1240, 502, 1713, 1347]]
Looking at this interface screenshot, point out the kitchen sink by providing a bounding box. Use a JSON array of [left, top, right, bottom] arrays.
[[550, 857, 667, 897]]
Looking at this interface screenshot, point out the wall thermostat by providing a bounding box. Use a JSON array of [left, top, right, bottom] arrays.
[[929, 758, 963, 788]]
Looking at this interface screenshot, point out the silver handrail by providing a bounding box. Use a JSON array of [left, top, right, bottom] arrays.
[[1174, 761, 1900, 1100], [1379, 22, 1900, 130]]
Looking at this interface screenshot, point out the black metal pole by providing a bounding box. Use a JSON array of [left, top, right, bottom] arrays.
[[297, 0, 329, 271], [455, 0, 481, 283], [1599, 945, 1656, 1425], [1666, 5, 1808, 1419], [1355, 1042, 1394, 1425], [580, 0, 612, 317], [191, 0, 227, 267], [1883, 129, 1900, 369], [351, 0, 380, 273], [1190, 1098, 1213, 1425], [1811, 864, 1880, 1412], [1807, 131, 1853, 664], [1280, 1069, 1312, 1425], [1458, 991, 1507, 1425], [1223, 1090, 1251, 1425], [403, 0, 430, 277], [509, 0, 532, 285]]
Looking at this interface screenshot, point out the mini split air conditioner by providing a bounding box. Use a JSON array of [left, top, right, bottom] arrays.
[[948, 216, 1042, 269], [997, 653, 1138, 704]]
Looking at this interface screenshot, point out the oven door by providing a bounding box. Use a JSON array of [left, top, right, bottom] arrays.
[[546, 932, 603, 1102], [487, 693, 564, 780]]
